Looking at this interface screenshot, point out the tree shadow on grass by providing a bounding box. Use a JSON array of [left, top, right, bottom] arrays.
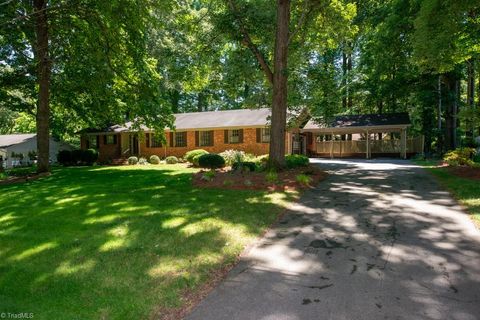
[[0, 166, 295, 319]]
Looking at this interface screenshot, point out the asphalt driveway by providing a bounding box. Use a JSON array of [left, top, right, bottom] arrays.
[[186, 159, 480, 320]]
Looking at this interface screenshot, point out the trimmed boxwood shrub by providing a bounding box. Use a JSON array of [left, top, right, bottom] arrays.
[[149, 155, 161, 164], [82, 149, 99, 165], [128, 156, 138, 165], [165, 156, 178, 164], [57, 150, 72, 166], [185, 149, 209, 163], [232, 161, 257, 172], [285, 154, 309, 168], [71, 149, 83, 165], [198, 153, 225, 169]]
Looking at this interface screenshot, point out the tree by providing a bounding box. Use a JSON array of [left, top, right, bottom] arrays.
[[0, 1, 174, 172]]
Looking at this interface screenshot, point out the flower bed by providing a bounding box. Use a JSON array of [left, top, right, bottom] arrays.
[[192, 165, 327, 191]]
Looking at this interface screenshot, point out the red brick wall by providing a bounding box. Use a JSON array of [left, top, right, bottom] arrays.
[[82, 128, 274, 160], [140, 128, 269, 158], [81, 134, 121, 162]]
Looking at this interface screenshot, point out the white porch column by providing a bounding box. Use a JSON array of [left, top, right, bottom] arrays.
[[401, 128, 407, 159], [330, 132, 334, 158], [366, 130, 370, 159]]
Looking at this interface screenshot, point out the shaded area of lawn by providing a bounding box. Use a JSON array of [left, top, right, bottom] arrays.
[[0, 165, 295, 319], [416, 160, 480, 226]]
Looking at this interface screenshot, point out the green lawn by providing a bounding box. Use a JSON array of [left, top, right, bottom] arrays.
[[0, 165, 295, 319], [416, 160, 480, 226]]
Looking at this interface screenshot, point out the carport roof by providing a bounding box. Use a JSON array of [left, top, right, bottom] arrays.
[[303, 113, 411, 132]]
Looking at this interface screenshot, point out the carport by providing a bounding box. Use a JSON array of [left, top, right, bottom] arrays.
[[301, 113, 423, 159]]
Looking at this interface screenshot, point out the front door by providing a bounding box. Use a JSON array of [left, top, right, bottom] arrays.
[[130, 135, 139, 155]]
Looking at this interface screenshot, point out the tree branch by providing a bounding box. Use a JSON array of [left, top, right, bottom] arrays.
[[226, 0, 273, 85]]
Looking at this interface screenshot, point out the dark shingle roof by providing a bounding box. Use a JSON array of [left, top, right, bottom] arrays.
[[303, 113, 411, 130]]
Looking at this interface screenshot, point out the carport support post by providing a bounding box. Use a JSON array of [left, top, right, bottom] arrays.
[[366, 130, 370, 159], [401, 128, 407, 159], [330, 132, 334, 158]]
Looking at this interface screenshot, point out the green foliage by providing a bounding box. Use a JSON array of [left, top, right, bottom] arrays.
[[138, 157, 148, 165], [219, 149, 245, 166], [82, 149, 99, 166], [57, 150, 72, 166], [285, 154, 309, 168], [165, 156, 179, 164], [201, 170, 216, 181], [198, 154, 226, 169], [232, 161, 257, 172], [443, 148, 476, 167], [128, 156, 139, 165], [185, 149, 209, 164], [296, 174, 313, 186], [149, 155, 161, 164], [265, 171, 278, 184]]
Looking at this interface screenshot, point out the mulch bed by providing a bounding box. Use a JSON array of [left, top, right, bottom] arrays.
[[0, 172, 51, 186], [448, 166, 480, 181], [192, 165, 327, 191]]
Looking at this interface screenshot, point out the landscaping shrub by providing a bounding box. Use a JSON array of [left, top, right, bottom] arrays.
[[443, 148, 476, 166], [232, 161, 257, 172], [265, 171, 278, 184], [198, 153, 225, 169], [220, 149, 245, 166], [82, 149, 99, 165], [185, 149, 209, 164], [165, 156, 179, 164], [201, 170, 216, 181], [57, 150, 72, 166], [138, 157, 148, 165], [71, 149, 83, 165], [285, 154, 309, 168], [192, 154, 203, 167], [149, 155, 161, 164], [296, 173, 312, 186], [128, 156, 138, 165]]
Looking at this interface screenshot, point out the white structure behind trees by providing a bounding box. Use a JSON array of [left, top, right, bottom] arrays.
[[0, 134, 72, 168]]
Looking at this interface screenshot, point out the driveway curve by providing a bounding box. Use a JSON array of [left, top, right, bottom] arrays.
[[186, 159, 480, 320]]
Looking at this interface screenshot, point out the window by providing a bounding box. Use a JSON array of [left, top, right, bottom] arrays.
[[147, 133, 163, 148], [104, 135, 116, 145], [87, 135, 98, 149], [261, 128, 270, 143], [227, 129, 242, 144], [199, 131, 213, 147], [174, 132, 187, 147]]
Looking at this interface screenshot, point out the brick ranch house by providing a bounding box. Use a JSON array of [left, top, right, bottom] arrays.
[[80, 108, 422, 162], [80, 108, 307, 162]]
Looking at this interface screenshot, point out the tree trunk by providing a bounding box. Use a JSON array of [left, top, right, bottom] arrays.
[[197, 92, 205, 112], [443, 72, 457, 151], [170, 90, 180, 113], [347, 51, 353, 109], [33, 0, 51, 173], [342, 50, 347, 109], [269, 0, 290, 169], [437, 75, 443, 154], [466, 58, 475, 138]]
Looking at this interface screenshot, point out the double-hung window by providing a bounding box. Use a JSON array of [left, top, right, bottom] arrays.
[[199, 131, 213, 147], [173, 132, 187, 147], [260, 128, 270, 143]]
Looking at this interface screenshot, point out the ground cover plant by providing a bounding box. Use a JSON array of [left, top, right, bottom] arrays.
[[0, 165, 295, 319], [416, 160, 480, 227]]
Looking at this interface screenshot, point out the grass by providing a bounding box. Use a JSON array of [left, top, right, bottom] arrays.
[[415, 160, 480, 226], [0, 164, 296, 319]]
